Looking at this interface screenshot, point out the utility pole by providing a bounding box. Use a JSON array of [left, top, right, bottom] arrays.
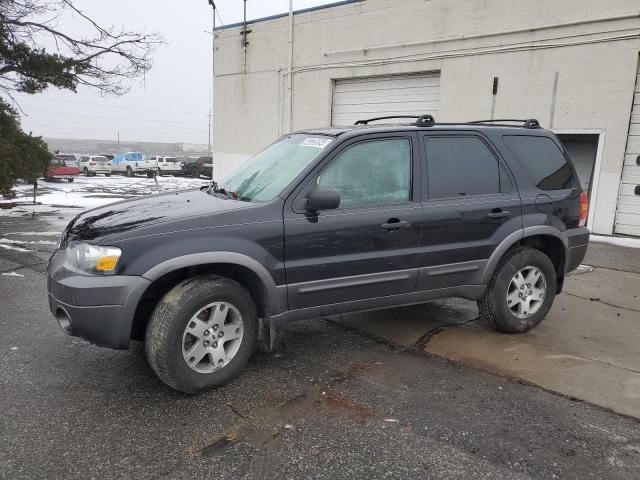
[[208, 0, 216, 172]]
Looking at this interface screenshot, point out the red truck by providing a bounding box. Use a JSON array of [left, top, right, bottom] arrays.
[[44, 154, 80, 182]]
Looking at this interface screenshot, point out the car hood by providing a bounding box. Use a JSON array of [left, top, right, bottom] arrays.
[[61, 188, 255, 245]]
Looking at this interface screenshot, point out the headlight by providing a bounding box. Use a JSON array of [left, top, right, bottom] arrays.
[[66, 241, 122, 275]]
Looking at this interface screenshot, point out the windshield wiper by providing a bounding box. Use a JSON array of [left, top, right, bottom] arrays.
[[207, 181, 241, 200]]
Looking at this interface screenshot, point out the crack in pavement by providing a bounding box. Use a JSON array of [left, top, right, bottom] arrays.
[[413, 316, 482, 349], [562, 291, 640, 314]]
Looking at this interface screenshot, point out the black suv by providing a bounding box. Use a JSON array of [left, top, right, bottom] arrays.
[[47, 116, 590, 393]]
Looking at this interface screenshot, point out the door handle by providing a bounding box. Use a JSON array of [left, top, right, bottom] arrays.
[[487, 209, 511, 219], [381, 219, 411, 231]]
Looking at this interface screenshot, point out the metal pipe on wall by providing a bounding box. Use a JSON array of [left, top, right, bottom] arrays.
[[287, 0, 294, 133]]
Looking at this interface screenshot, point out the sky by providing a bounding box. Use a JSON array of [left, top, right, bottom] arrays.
[[14, 0, 335, 145]]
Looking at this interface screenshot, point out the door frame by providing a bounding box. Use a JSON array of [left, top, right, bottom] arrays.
[[552, 128, 605, 228]]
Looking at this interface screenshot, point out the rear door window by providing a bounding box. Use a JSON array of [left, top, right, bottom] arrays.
[[424, 136, 502, 199], [503, 135, 576, 190]]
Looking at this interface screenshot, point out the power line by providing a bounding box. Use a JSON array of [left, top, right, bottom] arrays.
[[21, 96, 206, 117], [25, 109, 209, 127]]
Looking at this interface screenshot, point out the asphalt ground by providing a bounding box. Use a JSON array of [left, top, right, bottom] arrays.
[[1, 211, 639, 479]]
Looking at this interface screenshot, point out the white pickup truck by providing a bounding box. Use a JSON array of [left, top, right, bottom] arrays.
[[111, 152, 159, 177]]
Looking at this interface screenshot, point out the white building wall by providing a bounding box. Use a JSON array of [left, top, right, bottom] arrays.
[[213, 0, 640, 235]]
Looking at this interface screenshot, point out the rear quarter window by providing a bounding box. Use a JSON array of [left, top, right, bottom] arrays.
[[503, 135, 576, 190]]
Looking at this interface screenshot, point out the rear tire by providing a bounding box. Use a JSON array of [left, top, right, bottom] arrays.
[[145, 275, 258, 394], [84, 167, 90, 176], [478, 247, 557, 333], [67, 178, 74, 183]]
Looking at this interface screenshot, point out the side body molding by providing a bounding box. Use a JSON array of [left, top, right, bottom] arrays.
[[141, 252, 282, 314]]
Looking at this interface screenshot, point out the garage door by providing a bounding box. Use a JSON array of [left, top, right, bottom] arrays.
[[615, 69, 640, 236], [331, 73, 440, 126]]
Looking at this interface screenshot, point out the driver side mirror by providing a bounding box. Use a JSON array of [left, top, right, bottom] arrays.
[[306, 188, 341, 212]]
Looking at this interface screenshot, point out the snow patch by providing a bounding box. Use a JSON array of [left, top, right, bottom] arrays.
[[6, 231, 60, 236], [0, 243, 31, 252], [2, 272, 24, 277], [0, 238, 56, 246], [590, 234, 640, 249]]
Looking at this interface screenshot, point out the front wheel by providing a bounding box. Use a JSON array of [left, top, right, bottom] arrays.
[[478, 247, 557, 333], [67, 178, 74, 183], [126, 166, 134, 177], [145, 275, 258, 393]]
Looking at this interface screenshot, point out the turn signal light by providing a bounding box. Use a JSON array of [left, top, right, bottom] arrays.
[[579, 191, 588, 227], [96, 255, 119, 272]]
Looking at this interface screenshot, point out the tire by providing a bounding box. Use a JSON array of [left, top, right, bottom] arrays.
[[157, 169, 163, 176], [192, 169, 200, 178], [106, 173, 111, 177], [145, 275, 258, 394], [67, 178, 74, 183], [126, 166, 134, 177], [84, 167, 90, 176], [478, 247, 557, 333]]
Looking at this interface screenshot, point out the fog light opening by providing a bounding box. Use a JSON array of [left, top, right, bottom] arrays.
[[55, 307, 73, 335]]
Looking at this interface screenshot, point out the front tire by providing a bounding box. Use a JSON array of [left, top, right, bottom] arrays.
[[145, 275, 258, 394], [126, 166, 134, 177], [67, 178, 74, 183], [478, 247, 557, 333]]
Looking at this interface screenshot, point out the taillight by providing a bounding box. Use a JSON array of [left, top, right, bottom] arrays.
[[579, 191, 588, 227]]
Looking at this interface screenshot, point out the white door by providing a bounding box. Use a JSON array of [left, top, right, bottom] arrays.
[[615, 69, 640, 236], [331, 73, 440, 127]]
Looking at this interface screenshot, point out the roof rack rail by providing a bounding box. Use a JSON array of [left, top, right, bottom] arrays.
[[468, 119, 541, 129], [354, 114, 436, 126], [355, 115, 420, 125]]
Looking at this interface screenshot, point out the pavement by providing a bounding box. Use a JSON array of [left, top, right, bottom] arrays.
[[340, 241, 640, 420], [1, 177, 640, 479]]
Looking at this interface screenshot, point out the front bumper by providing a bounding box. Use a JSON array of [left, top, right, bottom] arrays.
[[564, 226, 590, 273], [47, 249, 150, 349]]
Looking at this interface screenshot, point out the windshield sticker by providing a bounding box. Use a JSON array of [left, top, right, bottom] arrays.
[[300, 138, 332, 149]]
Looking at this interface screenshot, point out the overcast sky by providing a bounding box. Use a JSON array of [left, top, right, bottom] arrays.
[[15, 0, 335, 145]]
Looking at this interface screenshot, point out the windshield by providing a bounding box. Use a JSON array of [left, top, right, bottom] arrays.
[[217, 134, 334, 202]]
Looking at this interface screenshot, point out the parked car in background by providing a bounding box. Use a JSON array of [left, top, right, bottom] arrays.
[[54, 153, 79, 169], [111, 152, 159, 177], [78, 155, 112, 177], [149, 156, 183, 176], [45, 155, 80, 182], [182, 156, 213, 178]]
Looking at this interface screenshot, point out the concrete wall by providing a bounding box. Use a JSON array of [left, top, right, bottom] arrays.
[[213, 0, 640, 234]]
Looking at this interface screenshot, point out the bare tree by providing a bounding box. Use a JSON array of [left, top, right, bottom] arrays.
[[0, 0, 162, 100]]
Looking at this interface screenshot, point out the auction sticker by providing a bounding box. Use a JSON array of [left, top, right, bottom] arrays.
[[300, 137, 333, 149]]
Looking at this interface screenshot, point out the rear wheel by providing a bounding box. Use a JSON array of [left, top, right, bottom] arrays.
[[145, 275, 258, 393], [83, 167, 90, 176], [67, 178, 74, 183], [478, 247, 557, 333]]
